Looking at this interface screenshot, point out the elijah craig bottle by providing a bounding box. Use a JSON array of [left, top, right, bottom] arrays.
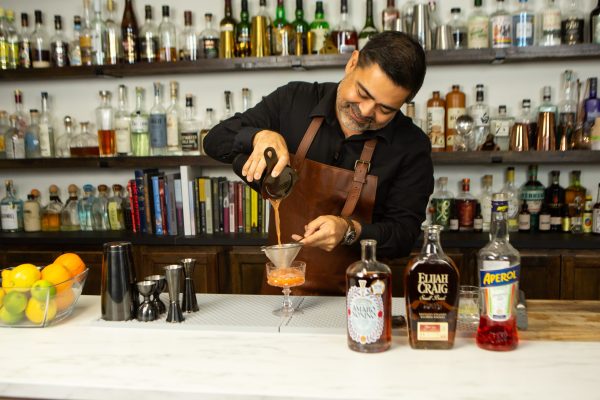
[[405, 225, 460, 349]]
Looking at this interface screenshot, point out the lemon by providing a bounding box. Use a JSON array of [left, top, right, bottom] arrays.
[[11, 264, 41, 291], [3, 291, 28, 314], [0, 288, 4, 307], [0, 306, 24, 325], [1, 269, 15, 291], [25, 297, 57, 325], [31, 280, 57, 302]]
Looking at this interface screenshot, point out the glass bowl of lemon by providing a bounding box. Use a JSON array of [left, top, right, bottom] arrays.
[[0, 253, 88, 328]]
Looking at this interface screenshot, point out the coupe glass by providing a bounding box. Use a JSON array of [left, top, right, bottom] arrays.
[[266, 260, 306, 317]]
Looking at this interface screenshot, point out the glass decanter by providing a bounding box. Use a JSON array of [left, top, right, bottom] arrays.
[[77, 183, 95, 231], [92, 184, 110, 231], [60, 184, 80, 231], [41, 184, 62, 231]]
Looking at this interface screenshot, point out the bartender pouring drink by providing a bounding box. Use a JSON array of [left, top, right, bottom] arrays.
[[204, 32, 434, 295]]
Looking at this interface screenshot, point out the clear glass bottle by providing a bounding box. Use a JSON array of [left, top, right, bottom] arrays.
[[571, 198, 584, 234], [131, 86, 150, 156], [501, 167, 519, 232], [51, 15, 69, 67], [70, 15, 83, 66], [565, 170, 587, 218], [200, 108, 215, 155], [91, 0, 107, 65], [520, 164, 545, 232], [1, 179, 24, 232], [96, 90, 116, 157], [545, 170, 565, 231], [23, 194, 41, 232], [60, 184, 80, 231], [332, 0, 358, 54], [592, 0, 600, 44], [242, 87, 251, 112], [13, 89, 28, 137], [24, 109, 41, 158], [512, 0, 535, 47], [251, 0, 272, 57], [105, 0, 121, 65], [405, 225, 459, 350], [561, 0, 584, 45], [55, 115, 74, 158], [70, 121, 100, 157], [480, 175, 494, 232], [402, 0, 415, 33], [450, 8, 468, 49], [108, 184, 125, 230], [2, 9, 10, 69], [200, 13, 219, 59], [346, 239, 392, 353], [358, 0, 378, 50], [476, 192, 520, 351], [456, 178, 477, 231], [222, 90, 234, 121], [5, 115, 24, 159], [78, 183, 95, 231], [92, 184, 110, 231], [149, 82, 167, 156], [80, 0, 93, 66], [37, 92, 54, 158], [405, 102, 424, 131], [180, 94, 200, 155], [180, 10, 198, 61], [158, 5, 177, 62], [428, 0, 441, 36], [291, 0, 309, 55], [382, 0, 400, 32], [309, 0, 329, 54], [115, 85, 132, 156], [490, 0, 512, 48], [139, 5, 159, 62], [220, 0, 237, 59], [430, 177, 454, 230], [469, 84, 490, 150], [166, 81, 181, 154], [490, 105, 514, 151], [540, 0, 561, 46], [31, 10, 50, 68], [41, 185, 62, 231], [19, 12, 32, 69], [558, 70, 577, 151], [5, 10, 20, 69], [236, 1, 252, 57]]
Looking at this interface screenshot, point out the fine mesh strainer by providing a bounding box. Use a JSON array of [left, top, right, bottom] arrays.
[[261, 243, 303, 268]]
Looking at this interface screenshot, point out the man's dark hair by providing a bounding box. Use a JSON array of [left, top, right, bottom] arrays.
[[357, 32, 427, 102]]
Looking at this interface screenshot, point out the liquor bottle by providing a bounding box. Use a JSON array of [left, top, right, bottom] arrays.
[[0, 111, 7, 159], [358, 0, 378, 50], [585, 78, 600, 128], [91, 0, 107, 65], [78, 184, 95, 231], [242, 87, 251, 112], [108, 184, 125, 230], [490, 0, 512, 48], [521, 164, 545, 232], [558, 70, 577, 150], [180, 11, 198, 61], [501, 167, 519, 232], [121, 0, 139, 64], [70, 16, 83, 66], [80, 0, 93, 66], [19, 13, 32, 68], [5, 115, 25, 159], [518, 200, 531, 231], [41, 185, 62, 231], [24, 109, 41, 158], [39, 92, 55, 158], [92, 184, 110, 231], [509, 99, 532, 151], [70, 121, 100, 157], [474, 202, 484, 232], [149, 82, 167, 156], [490, 105, 514, 151], [23, 194, 41, 232], [96, 90, 116, 157], [309, 1, 329, 54], [538, 86, 558, 122], [180, 94, 200, 155], [220, 0, 237, 59], [449, 202, 459, 231], [115, 85, 132, 156], [1, 9, 12, 69], [561, 203, 571, 232], [5, 10, 19, 69], [430, 176, 454, 230], [512, 0, 534, 47], [571, 195, 584, 234], [223, 90, 234, 121], [582, 195, 593, 233], [593, 183, 600, 234], [382, 0, 400, 32], [347, 239, 392, 353], [332, 0, 358, 54], [200, 108, 215, 155], [131, 87, 150, 156], [426, 91, 446, 152], [539, 203, 551, 231], [158, 5, 177, 62], [405, 225, 459, 350], [592, 0, 600, 44], [445, 85, 466, 152], [105, 0, 121, 64], [449, 8, 467, 49], [139, 5, 159, 62], [60, 184, 80, 231], [540, 0, 561, 46], [561, 0, 584, 45], [251, 0, 272, 57], [291, 0, 309, 55], [545, 170, 565, 231], [1, 180, 24, 232], [565, 170, 587, 218], [235, 1, 252, 57], [272, 0, 292, 56], [480, 175, 494, 232], [468, 0, 489, 49], [200, 13, 219, 59], [13, 90, 28, 138], [456, 178, 477, 231], [469, 84, 490, 150], [406, 101, 423, 131], [476, 192, 520, 351], [55, 115, 74, 158], [31, 10, 51, 68], [166, 81, 181, 154], [402, 0, 415, 33]]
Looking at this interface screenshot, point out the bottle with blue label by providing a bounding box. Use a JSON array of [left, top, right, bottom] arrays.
[[476, 192, 520, 351], [149, 82, 167, 156]]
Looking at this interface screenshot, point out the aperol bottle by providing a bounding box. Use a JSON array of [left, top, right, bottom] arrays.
[[476, 192, 520, 351]]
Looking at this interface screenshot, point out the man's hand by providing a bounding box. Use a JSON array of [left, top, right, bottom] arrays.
[[243, 130, 290, 183], [291, 215, 351, 252]]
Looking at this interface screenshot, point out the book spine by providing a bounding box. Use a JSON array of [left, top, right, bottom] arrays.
[[244, 185, 251, 233], [127, 180, 137, 233], [144, 172, 155, 235], [159, 176, 168, 234], [236, 182, 244, 233], [204, 179, 213, 234], [211, 178, 220, 233], [222, 180, 230, 234], [229, 181, 235, 234], [174, 178, 183, 234], [134, 170, 147, 233], [152, 176, 163, 235], [251, 189, 258, 232]]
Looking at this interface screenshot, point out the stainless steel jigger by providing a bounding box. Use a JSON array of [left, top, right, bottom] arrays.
[[145, 274, 167, 314], [181, 258, 200, 313], [136, 280, 158, 322], [164, 264, 185, 323]]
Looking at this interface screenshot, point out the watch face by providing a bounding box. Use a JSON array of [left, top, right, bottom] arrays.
[[345, 231, 356, 245]]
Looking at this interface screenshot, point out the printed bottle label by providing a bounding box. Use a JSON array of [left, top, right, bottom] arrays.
[[491, 15, 512, 47], [181, 130, 199, 152], [166, 114, 179, 148], [1, 204, 19, 230], [39, 124, 52, 157], [539, 214, 551, 231], [108, 202, 121, 229], [347, 280, 385, 345], [593, 209, 600, 234], [468, 17, 489, 48], [543, 10, 561, 31], [427, 106, 445, 149], [115, 118, 132, 153], [131, 116, 148, 132], [149, 114, 167, 147], [447, 107, 466, 130], [431, 198, 452, 228], [480, 261, 519, 322], [518, 214, 530, 230]]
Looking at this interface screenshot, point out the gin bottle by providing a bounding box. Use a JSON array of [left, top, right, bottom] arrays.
[[108, 184, 125, 230], [92, 184, 110, 231], [41, 185, 62, 231], [166, 81, 181, 154], [1, 179, 24, 232], [468, 0, 489, 48], [490, 105, 514, 151], [5, 115, 25, 159], [39, 92, 55, 158], [480, 175, 494, 232], [520, 165, 545, 232], [180, 94, 200, 155], [540, 0, 561, 46], [78, 184, 95, 231], [430, 176, 454, 230], [346, 239, 392, 353], [23, 193, 41, 232], [131, 87, 150, 156], [60, 184, 80, 231], [469, 84, 490, 150], [24, 109, 41, 158], [149, 82, 167, 155], [500, 167, 520, 232], [512, 0, 534, 47], [115, 85, 132, 156], [476, 193, 520, 351], [490, 0, 512, 48]]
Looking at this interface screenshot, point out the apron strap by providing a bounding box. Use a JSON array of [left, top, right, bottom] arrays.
[[340, 138, 377, 217], [292, 117, 324, 171]]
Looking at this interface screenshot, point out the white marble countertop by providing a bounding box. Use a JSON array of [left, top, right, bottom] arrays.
[[0, 295, 599, 400]]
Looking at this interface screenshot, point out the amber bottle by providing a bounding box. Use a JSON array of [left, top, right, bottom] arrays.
[[445, 85, 466, 151], [426, 91, 446, 152]]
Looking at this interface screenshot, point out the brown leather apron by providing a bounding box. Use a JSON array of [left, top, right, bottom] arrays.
[[263, 117, 378, 296]]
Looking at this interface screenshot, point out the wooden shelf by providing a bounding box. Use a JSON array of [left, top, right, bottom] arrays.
[[1, 44, 599, 81], [431, 150, 600, 165]]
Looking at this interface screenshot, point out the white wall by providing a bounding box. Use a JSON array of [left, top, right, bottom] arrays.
[[1, 0, 599, 204]]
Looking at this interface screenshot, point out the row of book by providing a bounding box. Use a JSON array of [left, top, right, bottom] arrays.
[[127, 168, 270, 236]]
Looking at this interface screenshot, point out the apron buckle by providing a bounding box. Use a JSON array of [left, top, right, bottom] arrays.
[[354, 159, 371, 173]]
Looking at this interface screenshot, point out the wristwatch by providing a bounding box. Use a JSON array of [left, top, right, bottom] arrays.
[[341, 216, 357, 246]]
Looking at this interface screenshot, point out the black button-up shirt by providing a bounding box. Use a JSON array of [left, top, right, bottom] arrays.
[[203, 81, 434, 258]]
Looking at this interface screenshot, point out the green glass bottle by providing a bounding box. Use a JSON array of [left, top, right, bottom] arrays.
[[236, 0, 251, 57], [358, 0, 379, 50], [291, 0, 309, 55], [309, 1, 329, 54], [272, 0, 292, 55]]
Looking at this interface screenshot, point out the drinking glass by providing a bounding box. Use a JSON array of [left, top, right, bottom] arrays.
[[457, 285, 480, 334], [266, 260, 306, 317]]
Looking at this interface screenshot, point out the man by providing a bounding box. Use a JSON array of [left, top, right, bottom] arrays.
[[204, 32, 433, 295]]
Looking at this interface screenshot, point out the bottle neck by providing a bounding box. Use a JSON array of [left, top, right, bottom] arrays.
[[361, 241, 377, 262], [225, 0, 233, 18], [135, 93, 144, 111], [496, 0, 506, 11], [365, 1, 374, 27], [490, 206, 509, 242], [421, 228, 444, 256], [41, 96, 49, 114], [276, 1, 286, 20]]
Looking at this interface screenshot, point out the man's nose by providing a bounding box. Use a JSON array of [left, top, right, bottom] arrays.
[[358, 100, 376, 119]]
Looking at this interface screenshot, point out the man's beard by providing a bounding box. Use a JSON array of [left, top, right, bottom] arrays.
[[336, 88, 387, 134]]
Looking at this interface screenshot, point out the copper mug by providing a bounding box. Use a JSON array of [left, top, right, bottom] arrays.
[[536, 112, 556, 151]]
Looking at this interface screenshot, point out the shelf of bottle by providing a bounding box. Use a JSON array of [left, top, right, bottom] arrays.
[[431, 150, 600, 165], [1, 44, 599, 81]]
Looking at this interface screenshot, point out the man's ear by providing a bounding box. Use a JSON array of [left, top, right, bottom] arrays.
[[344, 50, 360, 75]]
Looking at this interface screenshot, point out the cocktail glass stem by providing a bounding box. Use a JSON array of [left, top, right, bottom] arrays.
[[281, 287, 293, 313]]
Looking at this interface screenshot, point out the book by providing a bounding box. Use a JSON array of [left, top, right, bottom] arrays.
[[159, 176, 168, 234], [134, 170, 147, 233], [165, 173, 179, 236], [211, 178, 220, 233], [152, 175, 164, 235], [244, 184, 251, 233], [236, 182, 244, 233], [222, 180, 230, 234], [229, 181, 236, 234], [251, 189, 258, 232], [127, 179, 139, 233], [198, 178, 207, 234], [174, 178, 183, 233], [204, 178, 213, 234], [143, 169, 160, 235], [179, 165, 201, 235]]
